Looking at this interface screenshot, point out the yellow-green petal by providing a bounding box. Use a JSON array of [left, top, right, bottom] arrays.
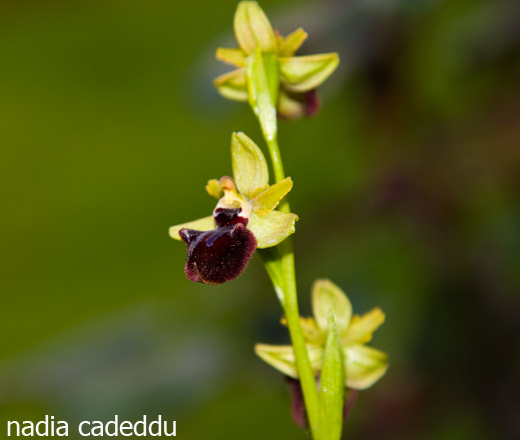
[[234, 1, 277, 55], [343, 308, 385, 345], [169, 216, 215, 241], [300, 317, 323, 345], [279, 53, 339, 92], [312, 279, 352, 336], [214, 68, 248, 102], [251, 177, 293, 215], [255, 343, 322, 378], [248, 211, 298, 249], [278, 27, 308, 57], [206, 179, 224, 199], [231, 132, 269, 198], [216, 47, 246, 67], [344, 345, 388, 390]]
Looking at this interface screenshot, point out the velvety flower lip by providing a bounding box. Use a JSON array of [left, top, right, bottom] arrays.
[[179, 207, 257, 285], [169, 132, 299, 284]]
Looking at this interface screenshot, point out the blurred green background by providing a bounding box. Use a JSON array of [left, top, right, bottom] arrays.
[[1, 0, 519, 438]]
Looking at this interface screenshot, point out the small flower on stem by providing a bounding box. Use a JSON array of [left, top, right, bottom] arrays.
[[255, 279, 388, 389], [214, 1, 339, 119], [169, 132, 298, 284]]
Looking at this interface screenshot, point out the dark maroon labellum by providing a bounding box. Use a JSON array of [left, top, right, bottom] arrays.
[[179, 208, 257, 285], [304, 89, 320, 117]]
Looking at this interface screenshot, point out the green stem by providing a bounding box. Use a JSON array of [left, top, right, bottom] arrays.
[[266, 136, 286, 188], [265, 135, 321, 439], [247, 50, 321, 439]]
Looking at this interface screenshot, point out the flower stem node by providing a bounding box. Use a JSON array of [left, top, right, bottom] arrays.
[[169, 132, 298, 284]]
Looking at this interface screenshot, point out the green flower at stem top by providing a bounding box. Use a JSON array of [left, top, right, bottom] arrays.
[[214, 1, 339, 119], [256, 279, 389, 390], [169, 132, 298, 284]]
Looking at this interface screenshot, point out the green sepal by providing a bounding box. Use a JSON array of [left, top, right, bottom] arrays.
[[312, 279, 352, 337], [169, 216, 215, 240], [344, 345, 388, 390], [277, 27, 308, 57], [319, 313, 345, 440], [231, 132, 269, 198], [206, 179, 224, 199], [254, 343, 323, 378], [216, 47, 246, 67], [279, 53, 339, 92], [214, 68, 248, 102], [233, 1, 277, 55], [251, 177, 293, 215], [248, 210, 298, 249]]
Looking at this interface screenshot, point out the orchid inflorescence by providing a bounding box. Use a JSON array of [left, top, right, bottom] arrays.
[[169, 3, 388, 439]]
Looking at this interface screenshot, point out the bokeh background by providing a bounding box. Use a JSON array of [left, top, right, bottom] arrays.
[[1, 0, 519, 439]]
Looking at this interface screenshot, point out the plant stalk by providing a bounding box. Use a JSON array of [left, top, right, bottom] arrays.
[[265, 135, 321, 439], [247, 50, 322, 439]]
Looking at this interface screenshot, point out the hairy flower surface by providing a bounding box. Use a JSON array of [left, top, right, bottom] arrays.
[[214, 1, 339, 119], [169, 133, 298, 284], [256, 279, 388, 390]]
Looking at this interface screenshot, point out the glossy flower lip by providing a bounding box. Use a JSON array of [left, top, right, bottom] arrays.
[[214, 1, 339, 119], [169, 132, 299, 284], [255, 279, 389, 390]]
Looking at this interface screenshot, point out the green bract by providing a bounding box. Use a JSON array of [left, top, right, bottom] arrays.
[[169, 132, 298, 249], [214, 1, 339, 120], [255, 279, 388, 390]]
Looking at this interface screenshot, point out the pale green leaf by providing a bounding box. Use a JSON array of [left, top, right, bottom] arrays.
[[231, 132, 269, 198], [278, 27, 308, 57], [246, 48, 278, 142], [279, 53, 339, 92], [248, 211, 298, 249], [234, 1, 277, 55], [319, 314, 345, 440], [168, 216, 215, 241], [343, 308, 385, 345], [312, 279, 352, 336], [251, 177, 293, 215], [344, 345, 388, 390], [214, 68, 248, 102], [257, 247, 285, 304], [216, 47, 246, 67]]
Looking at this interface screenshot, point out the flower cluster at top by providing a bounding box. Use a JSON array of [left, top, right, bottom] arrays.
[[169, 132, 297, 284], [214, 1, 339, 119]]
